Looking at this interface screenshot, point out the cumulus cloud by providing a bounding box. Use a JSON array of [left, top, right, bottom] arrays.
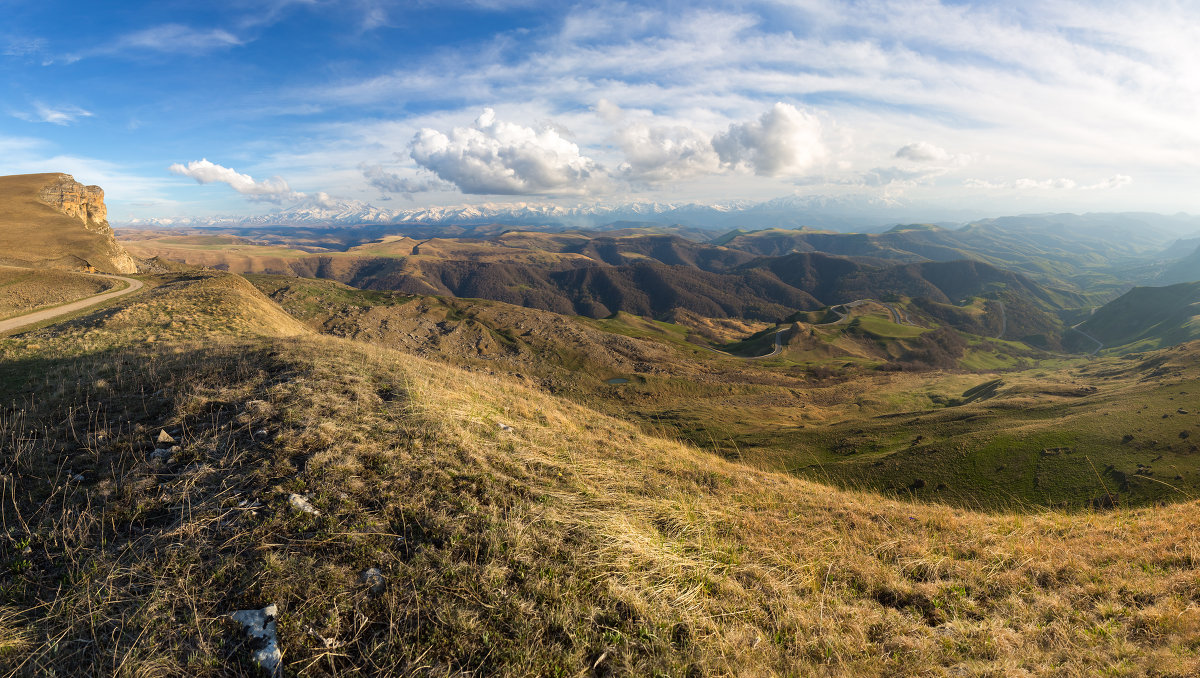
[[895, 142, 950, 163], [712, 103, 827, 176], [168, 159, 304, 203], [360, 163, 454, 197], [12, 103, 93, 126], [409, 108, 606, 195], [615, 123, 719, 181]]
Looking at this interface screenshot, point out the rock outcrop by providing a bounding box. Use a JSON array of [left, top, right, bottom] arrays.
[[0, 173, 138, 274], [37, 176, 110, 232]]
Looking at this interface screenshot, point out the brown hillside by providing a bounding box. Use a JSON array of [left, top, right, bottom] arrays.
[[0, 173, 137, 273]]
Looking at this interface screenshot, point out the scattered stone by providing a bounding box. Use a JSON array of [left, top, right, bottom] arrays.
[[156, 429, 176, 445], [360, 567, 386, 596], [150, 445, 181, 462], [1179, 408, 1190, 415], [230, 604, 282, 677], [498, 422, 513, 432], [288, 493, 321, 516]]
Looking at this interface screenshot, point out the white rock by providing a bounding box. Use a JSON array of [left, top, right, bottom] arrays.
[[288, 493, 321, 516], [498, 422, 513, 432], [230, 604, 282, 677]]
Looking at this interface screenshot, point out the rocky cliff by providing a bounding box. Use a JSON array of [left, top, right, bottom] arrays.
[[0, 173, 137, 274], [37, 175, 110, 231]]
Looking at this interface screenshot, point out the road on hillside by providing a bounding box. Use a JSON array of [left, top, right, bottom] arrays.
[[817, 298, 916, 327], [0, 272, 144, 334], [1069, 327, 1104, 356], [703, 325, 791, 360]]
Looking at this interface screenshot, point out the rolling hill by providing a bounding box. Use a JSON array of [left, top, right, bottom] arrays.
[[122, 230, 1079, 340], [716, 212, 1200, 297]]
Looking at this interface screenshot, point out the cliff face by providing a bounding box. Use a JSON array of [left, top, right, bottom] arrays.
[[37, 176, 111, 233], [0, 173, 138, 274]]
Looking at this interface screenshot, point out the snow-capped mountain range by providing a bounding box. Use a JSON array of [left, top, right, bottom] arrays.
[[120, 194, 957, 232]]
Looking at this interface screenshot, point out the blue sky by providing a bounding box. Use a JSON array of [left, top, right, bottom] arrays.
[[2, 0, 1199, 221]]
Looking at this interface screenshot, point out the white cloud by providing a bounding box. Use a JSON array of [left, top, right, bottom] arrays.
[[12, 103, 93, 126], [168, 159, 305, 203], [408, 108, 607, 195], [712, 103, 827, 176], [62, 24, 243, 62], [616, 122, 720, 181], [1083, 174, 1133, 191], [1015, 177, 1078, 190], [895, 142, 950, 163], [598, 101, 720, 182], [118, 24, 242, 52], [360, 163, 454, 197]]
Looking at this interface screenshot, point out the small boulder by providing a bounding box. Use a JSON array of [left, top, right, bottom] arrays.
[[156, 429, 176, 445], [230, 604, 282, 677], [288, 494, 320, 516], [360, 567, 386, 596]]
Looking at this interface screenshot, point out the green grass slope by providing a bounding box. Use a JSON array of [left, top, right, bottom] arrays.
[[1074, 282, 1200, 352]]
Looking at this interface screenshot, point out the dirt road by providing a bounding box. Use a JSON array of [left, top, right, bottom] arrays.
[[0, 273, 144, 334]]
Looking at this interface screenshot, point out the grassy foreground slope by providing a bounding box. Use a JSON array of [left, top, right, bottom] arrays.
[[0, 272, 1198, 675]]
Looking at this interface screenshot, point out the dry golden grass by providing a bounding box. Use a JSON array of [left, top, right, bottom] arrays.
[[0, 271, 1197, 676]]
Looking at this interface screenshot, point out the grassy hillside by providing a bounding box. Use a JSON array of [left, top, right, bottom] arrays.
[[120, 230, 1083, 333], [1073, 282, 1200, 353], [246, 274, 1200, 510], [1, 270, 1199, 675]]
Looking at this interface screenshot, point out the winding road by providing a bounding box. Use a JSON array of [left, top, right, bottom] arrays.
[[0, 272, 144, 335], [817, 298, 916, 327], [703, 325, 792, 359]]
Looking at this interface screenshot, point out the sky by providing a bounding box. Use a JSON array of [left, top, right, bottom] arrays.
[[2, 0, 1199, 222]]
